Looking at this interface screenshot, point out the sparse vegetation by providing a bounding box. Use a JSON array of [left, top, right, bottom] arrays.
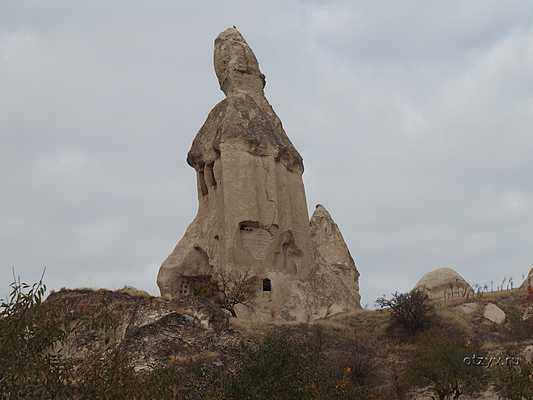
[[505, 308, 533, 341], [407, 334, 487, 400], [492, 359, 533, 400], [213, 270, 258, 318], [0, 276, 179, 399], [3, 274, 533, 399], [223, 327, 373, 400], [376, 289, 434, 340], [2, 277, 378, 399], [0, 274, 71, 400]]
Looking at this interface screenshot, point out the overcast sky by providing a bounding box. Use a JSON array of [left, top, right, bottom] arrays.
[[2, 1, 533, 306]]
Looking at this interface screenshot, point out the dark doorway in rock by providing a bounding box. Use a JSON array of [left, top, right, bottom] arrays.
[[262, 278, 272, 292]]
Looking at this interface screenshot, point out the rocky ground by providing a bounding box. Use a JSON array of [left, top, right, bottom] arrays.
[[42, 287, 533, 399]]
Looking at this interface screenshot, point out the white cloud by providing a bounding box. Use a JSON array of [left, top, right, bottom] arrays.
[[0, 32, 39, 63], [1, 1, 533, 306], [501, 192, 528, 213], [36, 151, 89, 176]]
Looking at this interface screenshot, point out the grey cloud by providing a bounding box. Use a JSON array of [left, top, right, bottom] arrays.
[[1, 1, 533, 305]]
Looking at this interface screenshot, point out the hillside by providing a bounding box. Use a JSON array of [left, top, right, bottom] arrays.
[[3, 284, 530, 399]]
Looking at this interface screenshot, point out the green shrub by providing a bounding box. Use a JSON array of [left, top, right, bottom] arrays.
[[407, 335, 487, 400], [223, 328, 372, 400], [492, 359, 533, 400], [0, 276, 182, 400], [74, 350, 180, 400], [223, 328, 322, 399], [376, 289, 433, 340], [0, 276, 72, 400], [506, 308, 533, 341]]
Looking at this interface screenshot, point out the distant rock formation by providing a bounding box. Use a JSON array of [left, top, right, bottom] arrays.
[[305, 205, 361, 317], [414, 267, 473, 302], [157, 28, 360, 321], [521, 267, 532, 289]]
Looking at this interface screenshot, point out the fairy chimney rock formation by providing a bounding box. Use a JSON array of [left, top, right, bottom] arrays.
[[308, 205, 361, 316], [158, 27, 360, 322]]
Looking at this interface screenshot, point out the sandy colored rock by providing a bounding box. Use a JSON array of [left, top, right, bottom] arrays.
[[483, 303, 506, 324], [522, 305, 533, 321], [304, 204, 361, 318], [187, 27, 303, 174], [522, 345, 533, 363], [414, 267, 473, 302], [158, 28, 359, 322], [455, 302, 479, 315], [44, 289, 235, 372], [118, 286, 151, 297], [521, 267, 533, 289]]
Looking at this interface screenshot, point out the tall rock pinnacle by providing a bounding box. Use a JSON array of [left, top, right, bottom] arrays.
[[187, 27, 303, 175], [157, 28, 361, 321], [213, 27, 266, 98]]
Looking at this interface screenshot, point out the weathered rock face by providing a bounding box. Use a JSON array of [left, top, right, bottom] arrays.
[[158, 28, 319, 322], [44, 289, 236, 371], [455, 302, 479, 315], [305, 205, 361, 318], [523, 345, 533, 363], [414, 267, 473, 302], [521, 267, 533, 289], [483, 303, 506, 325], [188, 28, 303, 174]]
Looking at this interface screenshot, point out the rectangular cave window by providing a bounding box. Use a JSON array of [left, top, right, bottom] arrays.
[[262, 278, 272, 292]]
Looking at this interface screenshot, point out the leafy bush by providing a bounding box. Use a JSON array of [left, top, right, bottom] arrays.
[[74, 350, 180, 400], [223, 328, 372, 400], [376, 289, 434, 339], [492, 359, 533, 400], [0, 275, 72, 400], [506, 308, 533, 341], [0, 276, 182, 400], [223, 328, 321, 399], [75, 350, 143, 399], [407, 335, 487, 400]]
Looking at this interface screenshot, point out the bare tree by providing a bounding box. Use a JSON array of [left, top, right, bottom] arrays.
[[213, 270, 257, 318]]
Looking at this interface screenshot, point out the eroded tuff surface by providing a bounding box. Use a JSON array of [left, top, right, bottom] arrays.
[[414, 267, 474, 302], [158, 27, 316, 322], [157, 27, 360, 322], [306, 205, 361, 317], [521, 267, 532, 289], [44, 289, 235, 371], [187, 27, 303, 173]]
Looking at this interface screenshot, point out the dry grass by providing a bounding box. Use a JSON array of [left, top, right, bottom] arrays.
[[321, 309, 390, 338], [117, 286, 152, 298], [168, 351, 220, 366], [435, 307, 474, 336]]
